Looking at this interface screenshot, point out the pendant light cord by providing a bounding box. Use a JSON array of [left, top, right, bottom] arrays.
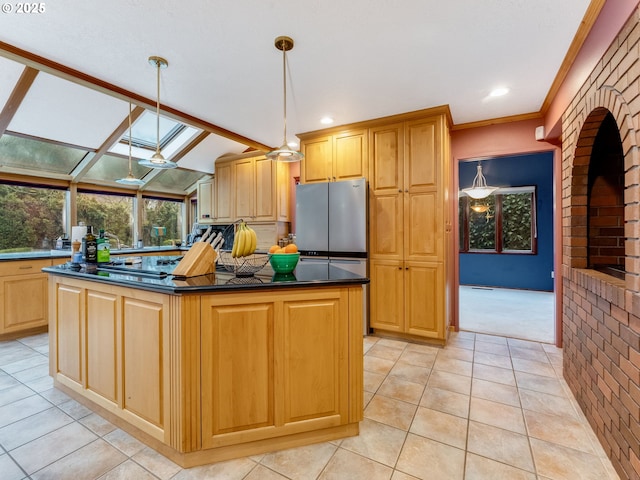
[[281, 38, 288, 145], [128, 102, 133, 175], [155, 60, 161, 155]]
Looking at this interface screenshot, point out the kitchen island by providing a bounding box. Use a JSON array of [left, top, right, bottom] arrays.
[[44, 256, 366, 467]]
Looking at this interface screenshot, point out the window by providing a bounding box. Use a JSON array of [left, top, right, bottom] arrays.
[[142, 197, 184, 246], [77, 191, 134, 248], [0, 183, 66, 252], [459, 187, 536, 254]]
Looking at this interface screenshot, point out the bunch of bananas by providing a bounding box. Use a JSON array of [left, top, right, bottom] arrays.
[[231, 221, 258, 258]]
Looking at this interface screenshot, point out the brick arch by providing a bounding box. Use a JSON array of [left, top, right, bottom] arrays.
[[563, 86, 640, 289]]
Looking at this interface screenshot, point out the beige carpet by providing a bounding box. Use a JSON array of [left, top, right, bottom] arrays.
[[459, 286, 555, 344]]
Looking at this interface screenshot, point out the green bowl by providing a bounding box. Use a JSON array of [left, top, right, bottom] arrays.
[[269, 252, 300, 274]]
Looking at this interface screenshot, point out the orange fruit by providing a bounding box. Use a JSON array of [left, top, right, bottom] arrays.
[[268, 244, 280, 253], [284, 243, 298, 253], [275, 248, 286, 254]]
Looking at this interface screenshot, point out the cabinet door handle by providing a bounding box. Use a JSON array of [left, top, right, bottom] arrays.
[[398, 189, 402, 193], [19, 266, 33, 270], [405, 189, 409, 193], [405, 267, 409, 270]]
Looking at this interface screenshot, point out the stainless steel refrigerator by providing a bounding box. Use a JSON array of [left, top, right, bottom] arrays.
[[295, 177, 369, 333]]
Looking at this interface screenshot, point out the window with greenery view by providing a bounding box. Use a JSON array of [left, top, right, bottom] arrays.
[[142, 197, 183, 247], [77, 192, 134, 248], [0, 184, 66, 252], [459, 187, 536, 254]]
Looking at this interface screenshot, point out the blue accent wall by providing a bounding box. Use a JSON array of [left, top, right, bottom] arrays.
[[459, 152, 554, 291]]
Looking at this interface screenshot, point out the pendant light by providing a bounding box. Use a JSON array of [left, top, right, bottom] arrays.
[[461, 162, 498, 199], [139, 56, 177, 169], [266, 36, 304, 163], [116, 102, 145, 186]]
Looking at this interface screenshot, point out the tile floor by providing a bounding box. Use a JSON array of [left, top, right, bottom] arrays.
[[459, 286, 555, 344], [0, 331, 620, 480]]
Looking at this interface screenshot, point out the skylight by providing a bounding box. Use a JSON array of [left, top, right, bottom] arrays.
[[119, 110, 186, 150]]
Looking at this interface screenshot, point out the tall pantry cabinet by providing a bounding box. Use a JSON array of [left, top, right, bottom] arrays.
[[298, 106, 452, 344]]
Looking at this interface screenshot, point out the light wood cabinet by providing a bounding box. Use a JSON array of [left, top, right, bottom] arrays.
[[0, 259, 51, 337], [200, 288, 349, 448], [196, 179, 215, 224], [369, 113, 451, 342], [48, 271, 364, 467], [50, 277, 171, 443], [215, 153, 290, 223], [214, 160, 234, 223], [300, 129, 367, 184]]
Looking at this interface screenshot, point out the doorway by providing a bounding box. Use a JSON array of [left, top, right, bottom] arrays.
[[457, 152, 555, 343]]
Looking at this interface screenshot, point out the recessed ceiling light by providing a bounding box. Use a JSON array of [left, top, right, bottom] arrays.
[[489, 87, 509, 97], [320, 116, 334, 125]]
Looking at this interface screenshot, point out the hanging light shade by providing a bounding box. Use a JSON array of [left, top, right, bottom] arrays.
[[139, 56, 177, 169], [461, 162, 498, 199], [266, 36, 304, 163], [116, 102, 145, 186]]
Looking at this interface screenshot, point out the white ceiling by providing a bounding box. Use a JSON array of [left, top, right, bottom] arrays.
[[0, 0, 593, 174]]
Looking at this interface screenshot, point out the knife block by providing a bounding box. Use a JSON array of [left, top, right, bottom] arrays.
[[172, 242, 217, 277]]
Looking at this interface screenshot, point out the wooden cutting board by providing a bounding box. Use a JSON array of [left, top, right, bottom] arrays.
[[172, 242, 217, 277]]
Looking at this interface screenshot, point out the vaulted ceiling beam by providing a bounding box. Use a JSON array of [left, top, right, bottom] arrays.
[[0, 66, 38, 135]]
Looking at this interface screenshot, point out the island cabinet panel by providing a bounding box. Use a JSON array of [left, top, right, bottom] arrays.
[[201, 302, 275, 440], [53, 284, 83, 385], [86, 291, 118, 403], [200, 289, 349, 449], [122, 298, 166, 429], [282, 296, 348, 425]]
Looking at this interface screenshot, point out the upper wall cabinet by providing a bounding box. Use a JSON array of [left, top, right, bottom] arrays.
[[213, 153, 289, 224], [299, 129, 367, 184]]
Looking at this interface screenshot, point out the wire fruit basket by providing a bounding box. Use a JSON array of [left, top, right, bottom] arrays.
[[217, 250, 269, 277]]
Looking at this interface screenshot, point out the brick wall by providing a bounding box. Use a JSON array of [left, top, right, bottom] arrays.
[[561, 8, 640, 480]]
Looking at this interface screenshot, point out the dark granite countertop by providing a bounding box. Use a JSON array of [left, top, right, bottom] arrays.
[[42, 255, 369, 294], [0, 246, 186, 262]]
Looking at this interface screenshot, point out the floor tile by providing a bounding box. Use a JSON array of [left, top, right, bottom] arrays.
[[11, 363, 49, 383], [530, 437, 612, 480], [103, 429, 147, 457], [437, 346, 474, 362], [0, 406, 73, 450], [0, 453, 27, 480], [473, 363, 516, 386], [10, 421, 97, 474], [57, 397, 94, 419], [471, 378, 520, 407], [420, 386, 470, 418], [0, 353, 48, 375], [97, 459, 160, 479], [391, 471, 420, 480], [172, 456, 256, 479], [405, 343, 441, 355], [31, 438, 126, 480], [410, 406, 468, 449], [474, 341, 510, 356], [17, 333, 49, 349], [318, 448, 393, 479], [428, 369, 471, 395], [363, 390, 374, 407], [367, 344, 404, 362], [388, 362, 430, 385], [79, 412, 117, 436], [511, 357, 556, 378], [464, 452, 536, 480], [518, 388, 578, 419], [509, 346, 549, 362], [364, 395, 417, 431], [469, 397, 526, 434], [467, 421, 534, 472], [364, 370, 386, 393], [0, 394, 52, 428], [396, 350, 437, 369], [132, 447, 181, 480], [377, 376, 425, 404], [475, 333, 508, 345], [244, 464, 290, 479], [375, 338, 408, 351], [0, 384, 35, 407], [0, 372, 22, 391], [433, 356, 473, 377], [507, 338, 545, 351], [523, 408, 595, 454], [473, 350, 513, 369], [396, 433, 465, 480], [340, 418, 406, 467], [260, 441, 337, 480], [515, 371, 566, 396], [364, 355, 396, 376], [38, 387, 71, 405]]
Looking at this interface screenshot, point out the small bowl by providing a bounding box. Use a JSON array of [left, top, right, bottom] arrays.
[[269, 252, 300, 274]]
